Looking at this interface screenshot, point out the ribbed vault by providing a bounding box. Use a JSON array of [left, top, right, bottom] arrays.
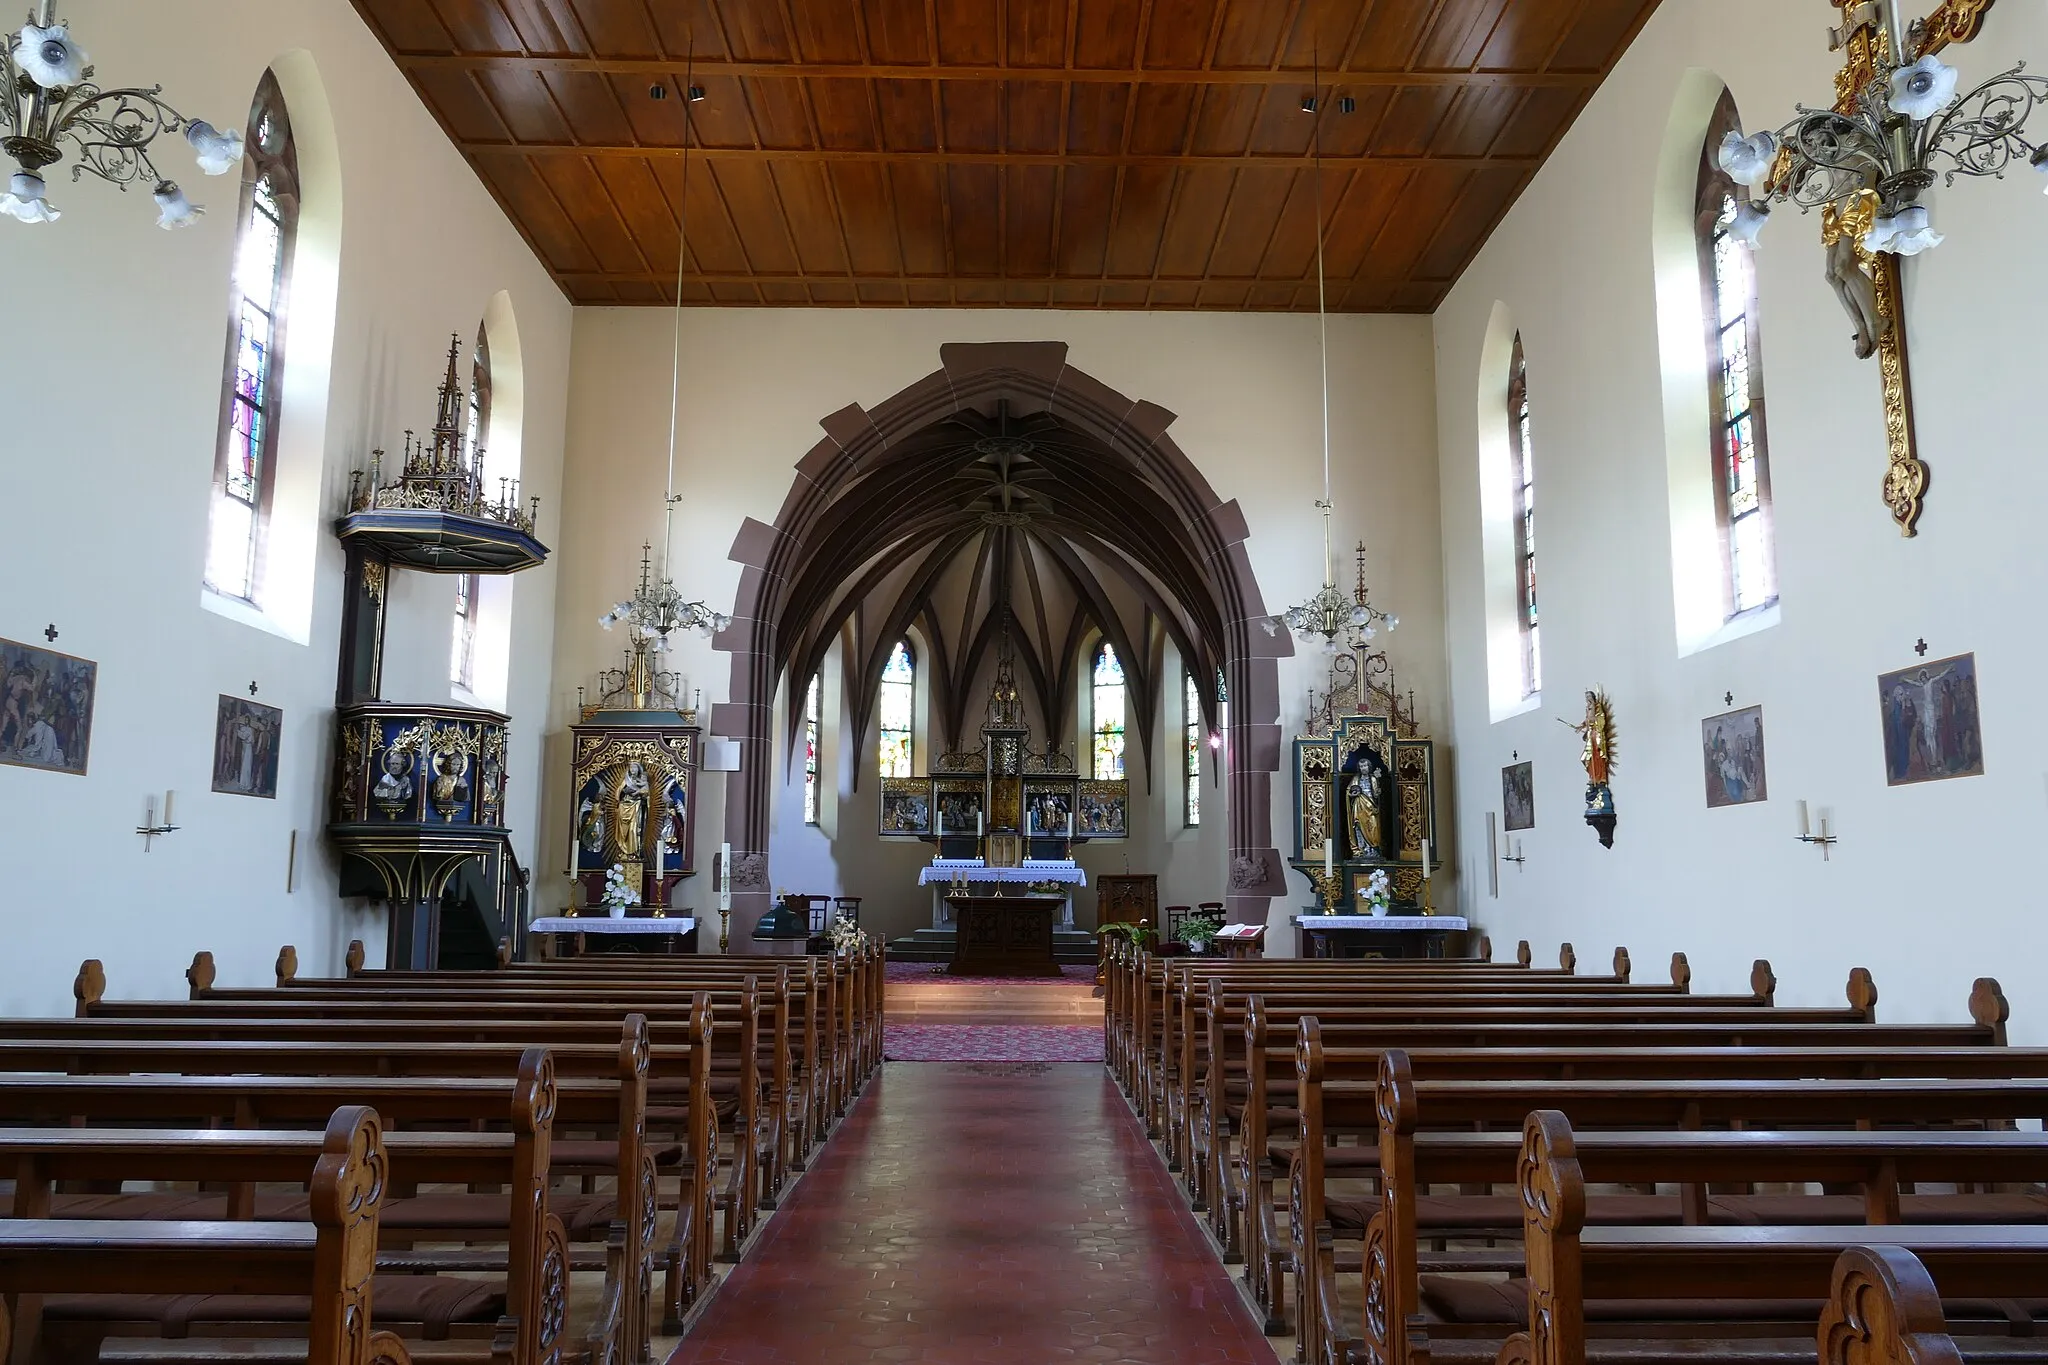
[[712, 342, 1294, 939], [776, 401, 1231, 782]]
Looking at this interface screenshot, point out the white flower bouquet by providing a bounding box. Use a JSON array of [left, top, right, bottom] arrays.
[[1362, 868, 1393, 918], [601, 863, 640, 918], [828, 915, 868, 956]]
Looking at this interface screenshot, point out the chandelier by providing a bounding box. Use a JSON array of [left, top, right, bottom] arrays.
[[594, 49, 730, 707], [2, 1, 242, 225], [1721, 5, 2048, 257], [1266, 71, 1399, 653]]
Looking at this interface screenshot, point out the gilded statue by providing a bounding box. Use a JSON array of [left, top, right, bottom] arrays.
[[1344, 749, 1391, 860], [1565, 689, 1617, 787], [610, 760, 651, 860]]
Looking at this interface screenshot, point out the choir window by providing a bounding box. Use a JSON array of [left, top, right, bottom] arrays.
[[877, 642, 914, 779], [1183, 671, 1202, 827], [803, 673, 822, 824], [1092, 643, 1126, 780]]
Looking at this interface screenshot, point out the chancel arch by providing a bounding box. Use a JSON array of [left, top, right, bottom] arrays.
[[715, 342, 1287, 942]]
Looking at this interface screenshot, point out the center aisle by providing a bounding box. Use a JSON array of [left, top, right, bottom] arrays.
[[668, 1063, 1275, 1364]]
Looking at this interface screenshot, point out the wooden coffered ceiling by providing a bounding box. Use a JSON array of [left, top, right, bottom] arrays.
[[354, 0, 1663, 310]]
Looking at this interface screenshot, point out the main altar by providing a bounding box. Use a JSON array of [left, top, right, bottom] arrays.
[[885, 646, 1122, 929]]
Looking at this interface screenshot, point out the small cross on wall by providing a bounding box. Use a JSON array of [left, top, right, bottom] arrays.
[[42, 625, 57, 642], [1725, 692, 1735, 706], [249, 682, 260, 696], [1915, 639, 1930, 657]]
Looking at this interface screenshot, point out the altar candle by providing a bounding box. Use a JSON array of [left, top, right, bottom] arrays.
[[1796, 800, 1811, 839], [1323, 838, 1333, 876], [1420, 837, 1430, 879], [977, 813, 983, 836], [1067, 811, 1075, 838], [936, 808, 944, 837]]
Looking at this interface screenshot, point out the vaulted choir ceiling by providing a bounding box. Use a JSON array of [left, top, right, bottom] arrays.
[[352, 0, 1662, 310], [777, 403, 1226, 783]]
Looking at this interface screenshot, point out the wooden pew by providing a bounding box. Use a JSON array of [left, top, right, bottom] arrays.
[[1301, 1038, 2048, 1365], [8, 999, 722, 1323], [1498, 1111, 2048, 1365], [1238, 975, 2007, 1340], [78, 958, 764, 1285], [0, 1056, 637, 1363], [0, 1105, 411, 1365], [1816, 1244, 2048, 1365]]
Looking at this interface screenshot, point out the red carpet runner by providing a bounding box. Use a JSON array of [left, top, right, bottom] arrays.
[[667, 1063, 1274, 1364], [882, 1023, 1103, 1062]]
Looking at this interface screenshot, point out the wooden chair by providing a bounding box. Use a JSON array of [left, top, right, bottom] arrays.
[[1164, 905, 1195, 944], [833, 896, 862, 927]]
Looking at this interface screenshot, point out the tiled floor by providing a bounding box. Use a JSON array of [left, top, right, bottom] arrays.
[[667, 1062, 1276, 1364]]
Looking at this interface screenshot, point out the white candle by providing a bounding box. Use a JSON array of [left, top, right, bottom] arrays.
[[162, 790, 175, 827], [936, 808, 944, 837], [1819, 809, 1832, 839], [1420, 837, 1430, 879], [1067, 811, 1075, 837], [977, 813, 983, 836], [1796, 800, 1811, 839], [718, 842, 732, 911], [1323, 837, 1334, 876]]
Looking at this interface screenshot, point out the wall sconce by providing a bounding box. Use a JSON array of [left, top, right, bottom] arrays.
[[1794, 800, 1837, 860], [1501, 836, 1527, 867], [136, 790, 179, 851]]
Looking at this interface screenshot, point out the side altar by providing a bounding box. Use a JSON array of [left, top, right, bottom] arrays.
[[1288, 647, 1440, 916]]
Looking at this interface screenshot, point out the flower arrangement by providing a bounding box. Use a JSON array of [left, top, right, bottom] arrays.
[[1361, 869, 1393, 918], [600, 863, 640, 918], [828, 915, 868, 956]]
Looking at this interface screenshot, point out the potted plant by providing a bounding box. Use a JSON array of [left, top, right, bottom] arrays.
[[1182, 913, 1225, 953], [600, 864, 640, 919], [1094, 920, 1156, 949]]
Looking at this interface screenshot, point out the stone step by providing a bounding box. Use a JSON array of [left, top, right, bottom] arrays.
[[886, 927, 1099, 965]]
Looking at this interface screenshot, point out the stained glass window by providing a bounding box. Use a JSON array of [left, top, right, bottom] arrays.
[[877, 642, 914, 779], [1699, 91, 1777, 618], [1092, 643, 1126, 780], [803, 674, 822, 825], [452, 327, 489, 687], [1507, 334, 1541, 697], [204, 71, 299, 603], [1184, 671, 1202, 827]]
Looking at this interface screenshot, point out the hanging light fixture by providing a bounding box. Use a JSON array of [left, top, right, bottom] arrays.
[[1267, 64, 1398, 653], [1, 1, 244, 225], [596, 54, 727, 708]]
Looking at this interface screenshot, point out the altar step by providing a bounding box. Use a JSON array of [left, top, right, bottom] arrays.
[[885, 927, 1100, 966]]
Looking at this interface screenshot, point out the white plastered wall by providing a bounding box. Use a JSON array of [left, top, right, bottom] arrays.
[[549, 309, 1445, 948], [1434, 0, 2048, 1034], [0, 0, 571, 1013]]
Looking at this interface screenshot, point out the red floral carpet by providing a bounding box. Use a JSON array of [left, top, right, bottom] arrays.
[[884, 1024, 1105, 1063]]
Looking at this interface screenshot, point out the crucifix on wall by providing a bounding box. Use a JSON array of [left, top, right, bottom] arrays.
[[1720, 0, 2018, 538]]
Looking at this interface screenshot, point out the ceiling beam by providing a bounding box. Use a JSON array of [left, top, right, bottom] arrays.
[[396, 54, 1600, 88], [461, 143, 1542, 171]]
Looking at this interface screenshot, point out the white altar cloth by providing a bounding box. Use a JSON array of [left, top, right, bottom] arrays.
[[918, 865, 1087, 886], [531, 916, 699, 935], [1292, 915, 1467, 931]]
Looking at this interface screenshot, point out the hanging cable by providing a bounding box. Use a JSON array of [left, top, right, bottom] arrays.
[[1312, 46, 1334, 586], [660, 40, 695, 577]]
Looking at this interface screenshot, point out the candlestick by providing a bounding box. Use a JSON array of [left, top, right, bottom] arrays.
[[1796, 801, 1811, 839], [977, 813, 983, 836], [1419, 836, 1430, 879], [1322, 837, 1333, 877]]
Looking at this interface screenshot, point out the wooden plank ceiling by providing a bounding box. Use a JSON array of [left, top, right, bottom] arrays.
[[354, 0, 1662, 310]]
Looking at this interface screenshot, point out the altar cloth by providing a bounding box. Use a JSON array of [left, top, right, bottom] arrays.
[[918, 865, 1087, 887], [531, 916, 699, 934], [1292, 915, 1467, 931]]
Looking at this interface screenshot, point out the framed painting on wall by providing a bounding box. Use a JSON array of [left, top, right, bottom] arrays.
[[0, 636, 96, 776], [1878, 652, 1984, 786], [212, 695, 284, 799], [1501, 761, 1534, 831], [1701, 705, 1768, 808]]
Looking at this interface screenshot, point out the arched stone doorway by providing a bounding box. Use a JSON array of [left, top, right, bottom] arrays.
[[710, 342, 1293, 942]]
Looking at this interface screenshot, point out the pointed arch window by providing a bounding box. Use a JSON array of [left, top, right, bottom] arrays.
[[877, 642, 915, 779], [451, 327, 489, 689], [204, 70, 299, 603], [1183, 671, 1202, 827], [1091, 643, 1126, 780], [1699, 90, 1778, 618], [1507, 333, 1540, 697], [803, 674, 823, 824]]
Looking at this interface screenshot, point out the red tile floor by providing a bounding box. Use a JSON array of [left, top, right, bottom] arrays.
[[667, 1062, 1276, 1364]]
